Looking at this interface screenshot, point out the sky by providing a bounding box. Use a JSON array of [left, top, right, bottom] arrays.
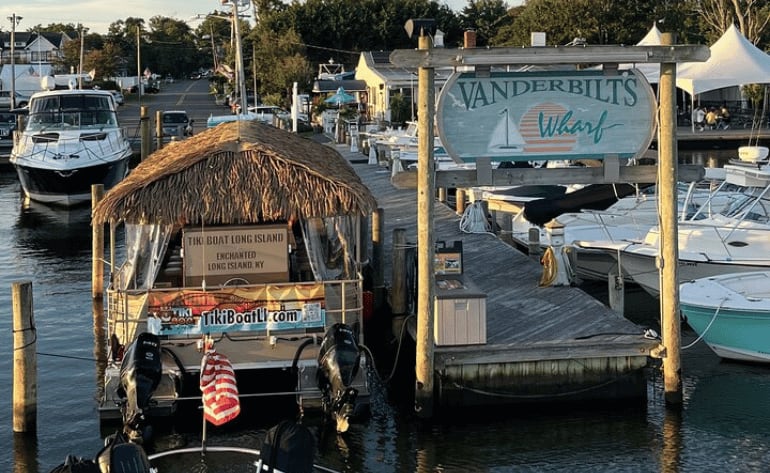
[[3, 0, 472, 35]]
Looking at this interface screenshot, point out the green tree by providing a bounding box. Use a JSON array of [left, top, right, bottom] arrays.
[[459, 0, 510, 46], [247, 28, 314, 106]]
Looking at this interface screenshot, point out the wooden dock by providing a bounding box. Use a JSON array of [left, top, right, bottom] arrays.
[[332, 143, 660, 408]]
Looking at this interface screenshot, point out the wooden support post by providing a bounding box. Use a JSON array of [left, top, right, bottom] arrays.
[[92, 184, 105, 299], [140, 105, 151, 160], [659, 32, 683, 405], [391, 228, 408, 316], [437, 187, 446, 203], [372, 208, 385, 310], [607, 267, 625, 314], [528, 227, 541, 259], [12, 281, 36, 433], [455, 188, 466, 215], [415, 32, 435, 419]]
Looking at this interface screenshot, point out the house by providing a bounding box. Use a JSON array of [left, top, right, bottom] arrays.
[[353, 51, 453, 123], [0, 31, 76, 94]]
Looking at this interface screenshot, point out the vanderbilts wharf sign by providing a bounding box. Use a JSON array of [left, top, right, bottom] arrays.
[[436, 69, 657, 162]]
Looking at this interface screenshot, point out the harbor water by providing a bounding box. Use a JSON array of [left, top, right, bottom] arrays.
[[2, 149, 770, 472]]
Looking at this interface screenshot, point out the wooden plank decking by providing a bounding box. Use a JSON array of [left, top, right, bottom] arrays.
[[334, 143, 660, 406]]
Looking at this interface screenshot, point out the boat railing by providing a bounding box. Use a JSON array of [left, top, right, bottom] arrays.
[[105, 277, 365, 346]]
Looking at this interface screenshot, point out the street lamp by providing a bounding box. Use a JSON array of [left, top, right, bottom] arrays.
[[8, 13, 22, 109]]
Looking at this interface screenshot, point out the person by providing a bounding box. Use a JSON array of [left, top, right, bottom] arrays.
[[705, 107, 718, 130], [719, 104, 730, 129], [692, 106, 706, 131]]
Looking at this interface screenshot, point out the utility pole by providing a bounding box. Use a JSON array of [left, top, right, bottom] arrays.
[[228, 0, 248, 115], [8, 13, 23, 109]]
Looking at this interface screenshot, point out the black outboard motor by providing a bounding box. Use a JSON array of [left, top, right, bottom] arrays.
[[47, 431, 152, 473], [316, 323, 361, 433], [257, 420, 316, 473], [95, 431, 152, 473], [117, 332, 162, 443]]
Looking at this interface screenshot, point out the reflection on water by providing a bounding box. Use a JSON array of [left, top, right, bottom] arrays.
[[15, 201, 93, 259]]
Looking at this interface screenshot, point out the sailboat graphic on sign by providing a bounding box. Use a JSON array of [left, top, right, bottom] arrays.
[[487, 108, 525, 153]]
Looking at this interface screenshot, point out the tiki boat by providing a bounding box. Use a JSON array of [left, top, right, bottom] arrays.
[[92, 120, 377, 438]]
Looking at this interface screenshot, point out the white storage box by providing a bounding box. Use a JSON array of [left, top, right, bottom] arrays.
[[434, 277, 487, 346]]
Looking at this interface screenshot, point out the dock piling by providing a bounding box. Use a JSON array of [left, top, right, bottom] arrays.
[[92, 184, 105, 299], [12, 280, 37, 433]]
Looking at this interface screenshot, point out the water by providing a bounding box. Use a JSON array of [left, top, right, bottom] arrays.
[[3, 151, 770, 472]]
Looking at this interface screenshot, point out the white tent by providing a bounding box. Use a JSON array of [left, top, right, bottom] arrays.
[[677, 24, 770, 96], [615, 24, 662, 84]]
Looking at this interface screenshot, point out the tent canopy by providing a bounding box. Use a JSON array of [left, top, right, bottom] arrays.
[[677, 24, 770, 95]]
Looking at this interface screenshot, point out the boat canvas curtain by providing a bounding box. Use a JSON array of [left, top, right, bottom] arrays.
[[300, 216, 358, 281], [114, 223, 173, 290]]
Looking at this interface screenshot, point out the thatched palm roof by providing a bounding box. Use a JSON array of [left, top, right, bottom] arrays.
[[92, 120, 377, 226]]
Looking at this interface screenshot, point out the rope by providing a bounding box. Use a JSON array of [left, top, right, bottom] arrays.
[[539, 246, 557, 286], [458, 201, 493, 234], [682, 298, 726, 350]]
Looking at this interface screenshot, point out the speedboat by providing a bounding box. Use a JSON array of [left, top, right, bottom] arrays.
[[680, 271, 770, 363], [10, 82, 132, 207], [577, 163, 770, 296]]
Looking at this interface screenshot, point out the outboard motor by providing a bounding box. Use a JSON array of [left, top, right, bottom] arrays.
[[257, 420, 315, 473], [117, 332, 162, 443], [316, 323, 361, 433], [95, 431, 152, 473], [47, 431, 151, 473]]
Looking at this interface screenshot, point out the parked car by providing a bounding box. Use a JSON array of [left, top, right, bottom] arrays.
[[0, 90, 29, 109], [247, 105, 285, 125], [0, 111, 17, 151], [161, 110, 193, 138], [109, 90, 124, 106]]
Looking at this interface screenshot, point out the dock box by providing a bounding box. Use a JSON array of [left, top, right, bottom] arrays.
[[434, 276, 487, 346]]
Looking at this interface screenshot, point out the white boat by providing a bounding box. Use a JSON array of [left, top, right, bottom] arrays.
[[517, 173, 738, 282], [680, 271, 770, 363], [577, 163, 770, 296], [10, 85, 132, 207]]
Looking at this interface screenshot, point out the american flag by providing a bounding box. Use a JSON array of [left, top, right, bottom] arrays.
[[200, 348, 240, 426]]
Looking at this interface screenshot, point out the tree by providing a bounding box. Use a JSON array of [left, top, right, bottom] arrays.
[[692, 0, 770, 44], [246, 28, 314, 106], [459, 0, 510, 46], [493, 0, 671, 47]]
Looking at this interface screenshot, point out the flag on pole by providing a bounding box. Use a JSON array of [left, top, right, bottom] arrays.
[[200, 347, 240, 426]]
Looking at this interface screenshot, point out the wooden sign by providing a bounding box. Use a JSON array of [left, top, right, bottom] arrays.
[[436, 69, 657, 162], [183, 224, 289, 286]]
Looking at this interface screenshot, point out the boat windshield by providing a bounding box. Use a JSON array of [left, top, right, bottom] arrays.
[[26, 94, 118, 132], [720, 191, 770, 222]]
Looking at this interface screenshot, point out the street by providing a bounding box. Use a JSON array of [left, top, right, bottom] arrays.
[[117, 77, 229, 143]]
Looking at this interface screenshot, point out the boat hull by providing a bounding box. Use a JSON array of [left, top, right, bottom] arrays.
[[680, 272, 770, 363], [607, 244, 769, 297], [13, 156, 130, 207]]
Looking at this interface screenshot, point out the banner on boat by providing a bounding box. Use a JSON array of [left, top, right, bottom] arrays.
[[145, 283, 326, 336], [436, 69, 657, 162]]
